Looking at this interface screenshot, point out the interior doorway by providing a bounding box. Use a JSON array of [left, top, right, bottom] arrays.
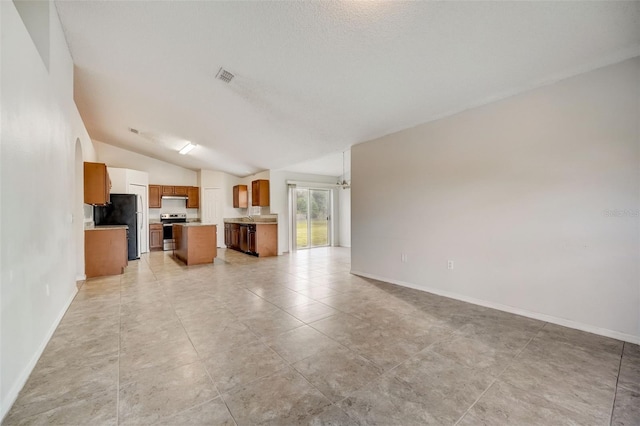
[[202, 188, 223, 247], [295, 188, 331, 249]]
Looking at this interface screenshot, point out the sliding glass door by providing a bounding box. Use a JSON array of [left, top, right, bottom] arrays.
[[295, 188, 331, 249]]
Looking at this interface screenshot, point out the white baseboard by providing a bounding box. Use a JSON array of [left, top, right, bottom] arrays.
[[0, 287, 78, 422], [75, 274, 86, 281], [351, 270, 640, 345]]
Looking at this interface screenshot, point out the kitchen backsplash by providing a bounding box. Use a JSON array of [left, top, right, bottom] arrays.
[[149, 198, 199, 219]]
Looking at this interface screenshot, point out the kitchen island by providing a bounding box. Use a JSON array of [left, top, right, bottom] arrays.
[[173, 223, 217, 266], [85, 225, 128, 278]]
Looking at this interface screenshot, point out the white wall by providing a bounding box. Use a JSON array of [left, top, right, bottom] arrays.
[[94, 140, 197, 185], [338, 188, 351, 247], [1, 1, 96, 419], [351, 58, 640, 343], [269, 170, 339, 254]]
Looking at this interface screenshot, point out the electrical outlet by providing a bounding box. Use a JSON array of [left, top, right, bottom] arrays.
[[447, 260, 454, 270], [46, 284, 50, 296], [401, 253, 408, 263]]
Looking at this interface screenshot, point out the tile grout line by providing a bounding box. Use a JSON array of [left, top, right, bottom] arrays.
[[170, 277, 240, 426], [452, 321, 547, 426], [116, 271, 123, 426], [609, 341, 625, 426]]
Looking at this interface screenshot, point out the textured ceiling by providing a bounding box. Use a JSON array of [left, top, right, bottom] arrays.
[[55, 1, 640, 177]]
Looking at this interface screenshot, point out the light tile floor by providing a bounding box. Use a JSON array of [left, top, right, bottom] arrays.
[[4, 248, 639, 425]]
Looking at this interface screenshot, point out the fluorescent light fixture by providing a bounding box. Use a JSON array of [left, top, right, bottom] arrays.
[[178, 142, 196, 155]]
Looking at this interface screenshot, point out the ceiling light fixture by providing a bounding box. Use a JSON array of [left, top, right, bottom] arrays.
[[178, 142, 196, 155], [216, 67, 234, 83], [337, 150, 350, 189]]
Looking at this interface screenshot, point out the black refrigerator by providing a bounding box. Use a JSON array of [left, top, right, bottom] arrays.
[[94, 194, 139, 260]]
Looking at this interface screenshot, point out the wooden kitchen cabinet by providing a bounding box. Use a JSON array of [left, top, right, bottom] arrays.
[[254, 224, 277, 257], [173, 224, 217, 266], [148, 185, 162, 208], [85, 227, 128, 278], [224, 223, 231, 247], [187, 186, 199, 208], [251, 179, 270, 207], [162, 185, 188, 196], [84, 162, 111, 205], [149, 223, 163, 251], [224, 222, 277, 257], [233, 185, 248, 208], [174, 186, 189, 196], [230, 223, 240, 249]]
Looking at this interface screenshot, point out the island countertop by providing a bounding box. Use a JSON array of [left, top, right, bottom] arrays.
[[85, 225, 129, 231]]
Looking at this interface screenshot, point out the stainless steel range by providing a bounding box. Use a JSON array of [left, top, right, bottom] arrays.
[[160, 213, 187, 251]]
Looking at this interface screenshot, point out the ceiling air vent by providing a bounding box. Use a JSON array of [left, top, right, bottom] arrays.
[[216, 67, 234, 83]]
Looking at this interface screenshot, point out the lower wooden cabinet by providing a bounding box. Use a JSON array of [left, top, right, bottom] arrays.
[[224, 222, 276, 257], [85, 227, 128, 278], [149, 223, 163, 251]]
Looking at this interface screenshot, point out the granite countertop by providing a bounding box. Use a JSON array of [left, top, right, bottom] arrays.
[[223, 218, 277, 225], [86, 225, 129, 231]]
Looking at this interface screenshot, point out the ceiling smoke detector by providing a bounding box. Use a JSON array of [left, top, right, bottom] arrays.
[[216, 67, 234, 83]]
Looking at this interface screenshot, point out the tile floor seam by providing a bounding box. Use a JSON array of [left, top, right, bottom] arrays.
[[161, 277, 235, 424], [10, 249, 635, 425], [304, 316, 387, 370], [230, 322, 347, 414], [199, 365, 239, 426], [205, 343, 291, 398], [452, 324, 543, 426], [116, 274, 123, 426], [610, 341, 625, 426]]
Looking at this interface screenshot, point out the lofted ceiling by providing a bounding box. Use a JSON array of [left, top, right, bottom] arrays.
[[55, 1, 640, 177]]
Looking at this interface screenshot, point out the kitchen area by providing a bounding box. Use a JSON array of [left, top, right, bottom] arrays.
[[83, 162, 278, 278]]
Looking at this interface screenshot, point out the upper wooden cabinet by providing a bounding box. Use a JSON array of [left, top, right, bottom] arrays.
[[233, 185, 248, 208], [161, 185, 188, 196], [84, 162, 111, 205], [150, 184, 200, 208], [148, 185, 161, 208], [251, 180, 270, 207], [174, 186, 189, 196], [187, 187, 199, 208]]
